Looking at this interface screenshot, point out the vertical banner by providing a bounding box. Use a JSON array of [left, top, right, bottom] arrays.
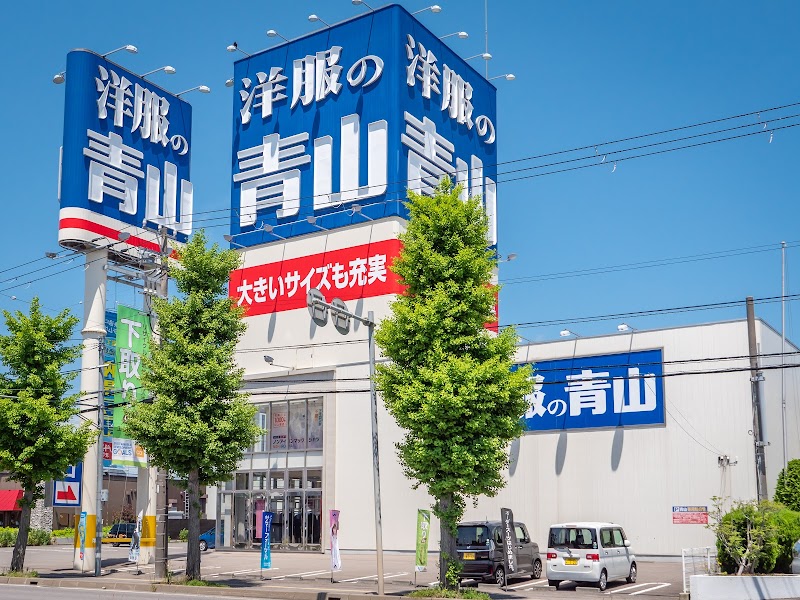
[[415, 509, 431, 572], [78, 511, 87, 563], [110, 306, 152, 467], [102, 311, 116, 467], [261, 511, 273, 569], [500, 507, 518, 581], [129, 510, 143, 562], [330, 509, 342, 572]]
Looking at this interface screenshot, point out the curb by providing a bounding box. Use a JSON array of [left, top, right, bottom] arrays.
[[0, 578, 409, 599]]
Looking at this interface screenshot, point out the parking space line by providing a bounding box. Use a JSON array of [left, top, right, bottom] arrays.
[[630, 583, 671, 595], [609, 582, 656, 594], [340, 571, 400, 582], [272, 569, 328, 580]]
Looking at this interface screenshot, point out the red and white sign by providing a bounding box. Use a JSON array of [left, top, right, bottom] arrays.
[[53, 482, 81, 506], [229, 239, 403, 317], [672, 505, 708, 524]]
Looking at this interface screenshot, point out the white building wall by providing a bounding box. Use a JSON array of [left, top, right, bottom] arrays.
[[233, 221, 800, 556]]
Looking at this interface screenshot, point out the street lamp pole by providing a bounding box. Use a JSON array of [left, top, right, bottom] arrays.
[[308, 294, 384, 595]]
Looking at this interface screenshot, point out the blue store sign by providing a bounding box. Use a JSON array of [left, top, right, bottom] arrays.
[[517, 349, 666, 432], [229, 4, 498, 246], [58, 50, 194, 252]]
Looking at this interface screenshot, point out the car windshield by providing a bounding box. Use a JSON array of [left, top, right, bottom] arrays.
[[457, 525, 491, 547], [549, 527, 598, 550]]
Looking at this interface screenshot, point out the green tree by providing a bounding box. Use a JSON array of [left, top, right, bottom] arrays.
[[0, 298, 93, 572], [709, 497, 781, 575], [775, 459, 800, 511], [123, 231, 260, 581], [375, 179, 532, 588]]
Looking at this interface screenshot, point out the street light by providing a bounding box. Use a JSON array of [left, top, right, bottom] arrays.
[[52, 71, 66, 84], [141, 66, 176, 79], [617, 323, 636, 332], [498, 253, 517, 263], [560, 329, 580, 337], [308, 14, 332, 28], [263, 355, 293, 369], [466, 52, 492, 62], [102, 44, 138, 58], [489, 73, 515, 81], [226, 42, 251, 57], [266, 29, 289, 42], [351, 0, 374, 10], [306, 289, 384, 595], [440, 31, 469, 40], [412, 5, 442, 14], [307, 216, 328, 230], [350, 204, 373, 221], [176, 85, 210, 97]]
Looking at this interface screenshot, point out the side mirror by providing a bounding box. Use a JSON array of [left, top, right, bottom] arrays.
[[624, 539, 631, 547]]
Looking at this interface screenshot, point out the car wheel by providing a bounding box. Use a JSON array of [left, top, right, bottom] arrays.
[[112, 542, 120, 547], [597, 569, 608, 592], [200, 540, 208, 552], [627, 563, 637, 584], [494, 565, 505, 585], [548, 579, 560, 590], [532, 559, 542, 579]]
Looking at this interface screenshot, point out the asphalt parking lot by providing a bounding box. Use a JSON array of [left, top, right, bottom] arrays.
[[0, 544, 686, 598]]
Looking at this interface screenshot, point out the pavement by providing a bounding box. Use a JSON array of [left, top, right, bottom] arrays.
[[0, 543, 686, 599]]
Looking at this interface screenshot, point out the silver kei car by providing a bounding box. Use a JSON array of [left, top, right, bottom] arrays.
[[546, 522, 636, 591]]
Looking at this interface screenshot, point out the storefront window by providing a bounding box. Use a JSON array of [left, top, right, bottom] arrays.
[[222, 397, 323, 552]]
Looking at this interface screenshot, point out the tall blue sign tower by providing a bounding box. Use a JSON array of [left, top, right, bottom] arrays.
[[228, 4, 498, 246], [58, 49, 194, 256]]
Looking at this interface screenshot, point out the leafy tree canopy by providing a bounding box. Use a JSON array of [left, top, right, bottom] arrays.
[[124, 231, 260, 485], [375, 179, 532, 586]]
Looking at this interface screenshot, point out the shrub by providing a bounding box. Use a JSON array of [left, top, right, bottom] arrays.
[[27, 529, 52, 546], [0, 528, 15, 547], [773, 506, 800, 573], [775, 460, 800, 512], [51, 528, 74, 539], [178, 528, 188, 542], [711, 498, 780, 574]]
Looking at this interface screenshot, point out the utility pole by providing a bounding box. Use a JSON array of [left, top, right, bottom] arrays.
[[746, 297, 768, 501], [781, 241, 788, 470], [149, 228, 170, 580]]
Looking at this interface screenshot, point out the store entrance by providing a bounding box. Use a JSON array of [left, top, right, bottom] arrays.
[[226, 468, 322, 552]]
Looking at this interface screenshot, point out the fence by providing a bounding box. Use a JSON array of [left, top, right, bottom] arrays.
[[681, 546, 718, 593]]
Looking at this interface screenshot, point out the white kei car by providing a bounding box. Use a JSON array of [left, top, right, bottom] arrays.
[[546, 522, 636, 591]]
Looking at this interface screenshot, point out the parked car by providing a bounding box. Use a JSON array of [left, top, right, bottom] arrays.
[[199, 527, 216, 551], [792, 539, 800, 574], [108, 522, 136, 547], [456, 520, 542, 584], [546, 522, 636, 591]]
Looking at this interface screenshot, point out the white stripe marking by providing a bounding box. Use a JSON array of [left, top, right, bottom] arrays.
[[272, 569, 328, 580], [630, 583, 671, 596], [609, 582, 656, 594]]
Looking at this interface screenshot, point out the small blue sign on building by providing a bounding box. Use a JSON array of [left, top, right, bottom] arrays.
[[58, 50, 194, 253], [228, 4, 498, 246], [517, 349, 666, 432]]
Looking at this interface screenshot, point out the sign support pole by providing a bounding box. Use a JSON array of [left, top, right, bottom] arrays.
[[73, 249, 108, 574]]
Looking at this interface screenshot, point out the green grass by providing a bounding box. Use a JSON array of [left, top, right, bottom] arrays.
[[1, 570, 39, 578], [171, 577, 226, 587], [408, 587, 490, 600]]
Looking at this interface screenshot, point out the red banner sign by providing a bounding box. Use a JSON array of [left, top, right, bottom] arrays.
[[229, 239, 403, 317]]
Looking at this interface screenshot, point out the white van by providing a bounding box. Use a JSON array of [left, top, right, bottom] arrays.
[[545, 522, 636, 591]]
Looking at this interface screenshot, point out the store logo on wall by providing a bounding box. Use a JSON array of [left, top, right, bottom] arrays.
[[516, 349, 665, 432], [228, 4, 497, 246], [58, 50, 193, 252]]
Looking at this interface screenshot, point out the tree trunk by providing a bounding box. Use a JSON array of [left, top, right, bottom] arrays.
[[437, 494, 457, 589], [10, 487, 35, 572], [185, 470, 201, 580]]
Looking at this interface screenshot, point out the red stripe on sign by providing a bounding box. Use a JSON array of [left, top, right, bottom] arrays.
[[230, 239, 403, 317], [59, 218, 162, 254]]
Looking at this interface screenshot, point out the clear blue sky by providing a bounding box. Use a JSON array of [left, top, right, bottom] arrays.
[[0, 0, 798, 344]]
